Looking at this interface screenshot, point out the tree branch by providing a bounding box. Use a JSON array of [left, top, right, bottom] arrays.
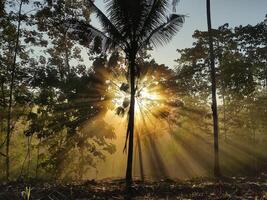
[[0, 152, 6, 157]]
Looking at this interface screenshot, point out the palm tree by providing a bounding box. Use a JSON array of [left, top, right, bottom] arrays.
[[206, 0, 221, 177], [68, 0, 184, 185]]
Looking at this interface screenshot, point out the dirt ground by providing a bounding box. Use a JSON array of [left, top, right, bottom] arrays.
[[1, 174, 267, 199]]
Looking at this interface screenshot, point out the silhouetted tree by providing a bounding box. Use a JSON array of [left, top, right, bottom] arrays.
[[176, 14, 267, 177], [206, 0, 220, 177], [67, 0, 184, 185], [0, 0, 30, 180], [0, 0, 53, 180]]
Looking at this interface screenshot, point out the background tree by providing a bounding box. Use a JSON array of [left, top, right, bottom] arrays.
[[206, 0, 220, 177], [0, 0, 35, 180], [175, 15, 267, 175], [21, 0, 117, 180], [0, 0, 117, 180]]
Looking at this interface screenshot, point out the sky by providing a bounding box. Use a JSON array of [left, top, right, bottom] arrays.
[[94, 0, 267, 68]]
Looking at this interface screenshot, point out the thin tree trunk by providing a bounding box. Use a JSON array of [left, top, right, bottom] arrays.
[[0, 79, 6, 149], [137, 133, 144, 182], [206, 0, 221, 177], [26, 135, 33, 178], [6, 0, 23, 181], [251, 120, 258, 175], [1, 78, 6, 109], [64, 32, 71, 79], [222, 92, 227, 140], [126, 54, 136, 186], [19, 135, 32, 179], [63, 2, 71, 79], [35, 138, 41, 179]]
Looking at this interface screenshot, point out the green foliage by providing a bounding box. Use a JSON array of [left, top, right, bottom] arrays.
[[175, 18, 267, 141], [0, 0, 116, 180]]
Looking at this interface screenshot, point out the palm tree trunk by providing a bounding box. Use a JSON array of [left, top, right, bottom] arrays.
[[206, 0, 221, 177], [126, 54, 136, 185], [6, 0, 23, 181]]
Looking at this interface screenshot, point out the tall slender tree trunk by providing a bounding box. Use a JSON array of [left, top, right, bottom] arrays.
[[250, 119, 258, 175], [26, 135, 33, 178], [6, 0, 23, 181], [126, 54, 136, 185], [137, 133, 144, 182], [63, 30, 71, 81], [35, 138, 41, 179], [206, 0, 221, 177], [0, 80, 6, 148], [222, 92, 227, 140]]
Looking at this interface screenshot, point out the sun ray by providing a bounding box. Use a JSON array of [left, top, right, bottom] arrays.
[[93, 62, 180, 139]]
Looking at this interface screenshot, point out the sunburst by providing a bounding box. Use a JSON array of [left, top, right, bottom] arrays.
[[98, 63, 178, 136]]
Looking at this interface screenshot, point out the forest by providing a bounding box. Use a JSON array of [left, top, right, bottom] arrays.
[[0, 0, 267, 199]]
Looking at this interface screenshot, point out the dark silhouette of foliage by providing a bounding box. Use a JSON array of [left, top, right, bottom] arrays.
[[66, 0, 185, 185]]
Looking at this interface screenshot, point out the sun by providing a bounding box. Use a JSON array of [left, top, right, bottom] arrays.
[[111, 82, 162, 120], [92, 62, 178, 136], [135, 86, 161, 116], [105, 74, 173, 137]]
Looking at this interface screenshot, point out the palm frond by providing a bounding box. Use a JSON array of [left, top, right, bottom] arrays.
[[65, 19, 115, 52], [105, 0, 149, 40], [172, 0, 180, 12], [137, 0, 169, 40], [86, 0, 127, 46], [140, 14, 185, 48], [105, 0, 130, 37]]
